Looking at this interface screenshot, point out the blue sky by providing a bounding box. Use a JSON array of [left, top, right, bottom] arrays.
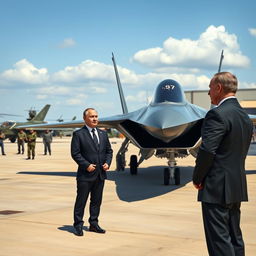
[[0, 0, 256, 122]]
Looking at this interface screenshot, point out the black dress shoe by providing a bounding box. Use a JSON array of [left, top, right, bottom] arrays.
[[74, 226, 83, 236], [89, 224, 106, 234]]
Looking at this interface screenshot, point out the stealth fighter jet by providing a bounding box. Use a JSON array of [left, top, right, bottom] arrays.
[[16, 54, 256, 185]]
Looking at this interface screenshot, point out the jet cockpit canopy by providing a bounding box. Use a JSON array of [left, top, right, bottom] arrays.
[[151, 79, 186, 104], [1, 121, 16, 128]]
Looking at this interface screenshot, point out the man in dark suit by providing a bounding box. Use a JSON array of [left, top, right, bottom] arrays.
[[71, 108, 113, 236], [193, 72, 253, 256]]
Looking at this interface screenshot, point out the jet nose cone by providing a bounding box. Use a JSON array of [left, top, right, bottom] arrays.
[[138, 104, 191, 143], [144, 123, 189, 143], [139, 103, 188, 130]]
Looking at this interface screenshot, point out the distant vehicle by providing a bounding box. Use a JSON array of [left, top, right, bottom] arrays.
[[48, 116, 76, 137], [0, 104, 50, 143], [25, 108, 38, 121]]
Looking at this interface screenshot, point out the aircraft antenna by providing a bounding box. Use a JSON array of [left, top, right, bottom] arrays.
[[112, 53, 128, 114], [218, 50, 224, 73]]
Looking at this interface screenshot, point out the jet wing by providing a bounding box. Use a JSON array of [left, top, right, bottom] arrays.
[[15, 112, 133, 130], [15, 120, 85, 130], [15, 104, 254, 150]]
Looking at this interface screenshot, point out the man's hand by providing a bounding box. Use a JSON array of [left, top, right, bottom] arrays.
[[102, 163, 109, 171], [87, 164, 96, 172], [193, 183, 203, 190]]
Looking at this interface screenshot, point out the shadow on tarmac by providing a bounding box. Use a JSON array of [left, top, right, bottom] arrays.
[[18, 165, 256, 203], [17, 166, 194, 202], [107, 165, 194, 202], [246, 170, 256, 174], [18, 171, 76, 177], [58, 225, 74, 234], [58, 225, 90, 234]]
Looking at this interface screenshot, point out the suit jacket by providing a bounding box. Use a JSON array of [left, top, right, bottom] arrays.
[[193, 98, 253, 204], [71, 126, 113, 181]]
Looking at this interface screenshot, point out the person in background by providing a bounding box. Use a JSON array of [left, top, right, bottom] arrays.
[[17, 129, 27, 154], [42, 130, 52, 155], [193, 72, 253, 256], [26, 129, 37, 160], [0, 131, 6, 155]]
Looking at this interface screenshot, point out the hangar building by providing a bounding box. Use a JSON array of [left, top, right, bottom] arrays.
[[185, 88, 256, 115]]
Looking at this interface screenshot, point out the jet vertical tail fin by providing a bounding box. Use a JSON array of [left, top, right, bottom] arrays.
[[112, 53, 128, 114], [32, 104, 51, 121], [218, 50, 224, 73], [210, 50, 225, 109]]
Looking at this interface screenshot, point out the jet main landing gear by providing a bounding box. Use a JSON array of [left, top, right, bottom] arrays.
[[116, 138, 129, 171], [130, 155, 138, 175]]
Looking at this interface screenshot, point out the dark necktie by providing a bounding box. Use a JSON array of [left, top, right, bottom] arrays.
[[91, 128, 99, 147]]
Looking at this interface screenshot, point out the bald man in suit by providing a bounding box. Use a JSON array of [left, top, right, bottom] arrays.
[[193, 72, 253, 256], [71, 108, 113, 236]]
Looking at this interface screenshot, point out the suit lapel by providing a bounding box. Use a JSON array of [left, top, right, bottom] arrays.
[[97, 128, 104, 151]]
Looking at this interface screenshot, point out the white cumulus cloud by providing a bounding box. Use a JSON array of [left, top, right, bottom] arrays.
[[58, 38, 76, 48], [249, 28, 256, 37], [1, 59, 49, 85], [36, 94, 48, 100], [239, 81, 256, 88], [66, 97, 87, 105], [133, 25, 250, 71], [37, 86, 72, 95], [90, 87, 107, 94], [52, 60, 114, 83]]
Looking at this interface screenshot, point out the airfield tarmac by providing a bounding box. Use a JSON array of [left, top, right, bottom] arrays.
[[0, 137, 255, 256]]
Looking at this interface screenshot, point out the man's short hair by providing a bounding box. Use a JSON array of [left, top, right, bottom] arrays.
[[83, 108, 96, 117], [213, 72, 238, 93]]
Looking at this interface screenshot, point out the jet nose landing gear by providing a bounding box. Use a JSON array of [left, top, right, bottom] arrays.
[[163, 152, 181, 185], [164, 167, 180, 185]]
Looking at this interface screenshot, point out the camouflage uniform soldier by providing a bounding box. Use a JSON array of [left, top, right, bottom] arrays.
[[26, 130, 37, 160], [17, 129, 27, 154]]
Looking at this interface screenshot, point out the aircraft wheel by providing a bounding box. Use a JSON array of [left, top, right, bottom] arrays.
[[174, 167, 180, 185], [116, 154, 125, 171], [130, 155, 138, 175], [164, 168, 170, 185]]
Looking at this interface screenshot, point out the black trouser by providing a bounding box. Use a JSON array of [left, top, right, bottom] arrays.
[[0, 141, 4, 155], [202, 202, 244, 256], [73, 175, 105, 228]]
